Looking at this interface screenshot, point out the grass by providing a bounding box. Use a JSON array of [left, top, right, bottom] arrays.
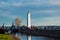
[[0, 34, 13, 40]]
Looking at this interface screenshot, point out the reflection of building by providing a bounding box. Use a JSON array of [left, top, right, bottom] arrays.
[[15, 18, 22, 26]]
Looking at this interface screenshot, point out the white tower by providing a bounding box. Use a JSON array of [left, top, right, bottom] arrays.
[[27, 10, 31, 28], [27, 10, 31, 40]]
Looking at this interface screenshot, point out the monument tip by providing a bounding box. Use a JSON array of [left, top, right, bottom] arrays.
[[28, 10, 30, 13]]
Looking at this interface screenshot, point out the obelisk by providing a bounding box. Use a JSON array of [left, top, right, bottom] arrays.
[[27, 10, 31, 40], [27, 10, 31, 28]]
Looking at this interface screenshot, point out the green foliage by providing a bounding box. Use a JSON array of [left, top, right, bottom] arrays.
[[0, 34, 13, 40]]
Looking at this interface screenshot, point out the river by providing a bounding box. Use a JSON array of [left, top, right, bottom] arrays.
[[12, 33, 59, 40]]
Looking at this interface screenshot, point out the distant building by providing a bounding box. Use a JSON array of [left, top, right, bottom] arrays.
[[15, 18, 22, 26]]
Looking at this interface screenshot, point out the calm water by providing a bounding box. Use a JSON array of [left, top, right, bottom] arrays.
[[13, 33, 59, 40]]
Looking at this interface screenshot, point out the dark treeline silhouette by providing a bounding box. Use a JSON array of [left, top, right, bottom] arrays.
[[0, 25, 60, 39]]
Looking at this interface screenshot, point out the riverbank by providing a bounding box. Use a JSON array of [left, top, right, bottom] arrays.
[[11, 34, 20, 40], [0, 34, 20, 40]]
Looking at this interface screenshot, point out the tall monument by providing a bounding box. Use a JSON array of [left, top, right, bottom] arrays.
[[27, 10, 31, 40], [27, 10, 31, 28]]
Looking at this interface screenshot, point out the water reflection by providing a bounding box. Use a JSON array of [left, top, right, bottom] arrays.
[[12, 33, 21, 40], [32, 36, 54, 40], [27, 36, 31, 40], [13, 33, 59, 40]]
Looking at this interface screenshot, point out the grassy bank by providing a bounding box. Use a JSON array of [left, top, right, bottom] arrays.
[[0, 34, 13, 40]]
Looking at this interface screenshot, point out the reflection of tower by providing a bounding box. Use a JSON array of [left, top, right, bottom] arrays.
[[15, 18, 21, 26], [27, 10, 31, 28], [27, 10, 31, 40]]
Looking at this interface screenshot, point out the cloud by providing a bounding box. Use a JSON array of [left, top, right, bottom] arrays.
[[22, 0, 60, 7], [43, 17, 60, 21], [31, 17, 60, 26], [12, 2, 22, 7], [0, 0, 60, 8], [31, 9, 60, 17], [0, 0, 23, 8], [39, 9, 60, 14], [49, 0, 60, 5], [0, 0, 60, 26], [0, 10, 20, 19]]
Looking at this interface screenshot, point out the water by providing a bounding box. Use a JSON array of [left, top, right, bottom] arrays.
[[13, 33, 59, 40]]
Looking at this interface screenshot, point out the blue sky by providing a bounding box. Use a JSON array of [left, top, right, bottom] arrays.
[[0, 0, 60, 26]]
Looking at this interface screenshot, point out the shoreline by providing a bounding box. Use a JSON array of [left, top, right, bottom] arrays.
[[0, 34, 20, 40]]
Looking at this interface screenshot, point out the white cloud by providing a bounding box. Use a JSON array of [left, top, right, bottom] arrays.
[[0, 1, 23, 7], [12, 2, 22, 7], [49, 0, 60, 5], [32, 20, 60, 26], [0, 0, 60, 26], [22, 0, 60, 6], [43, 17, 60, 21], [31, 16, 60, 26], [32, 9, 60, 15], [0, 11, 20, 19], [0, 2, 8, 7], [0, 0, 60, 8], [11, 1, 23, 7], [40, 9, 60, 14]]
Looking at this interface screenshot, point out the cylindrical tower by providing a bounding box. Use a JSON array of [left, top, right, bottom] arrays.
[[27, 10, 31, 28], [27, 10, 31, 40]]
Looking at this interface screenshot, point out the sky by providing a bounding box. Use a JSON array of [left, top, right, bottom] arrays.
[[0, 0, 60, 26]]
